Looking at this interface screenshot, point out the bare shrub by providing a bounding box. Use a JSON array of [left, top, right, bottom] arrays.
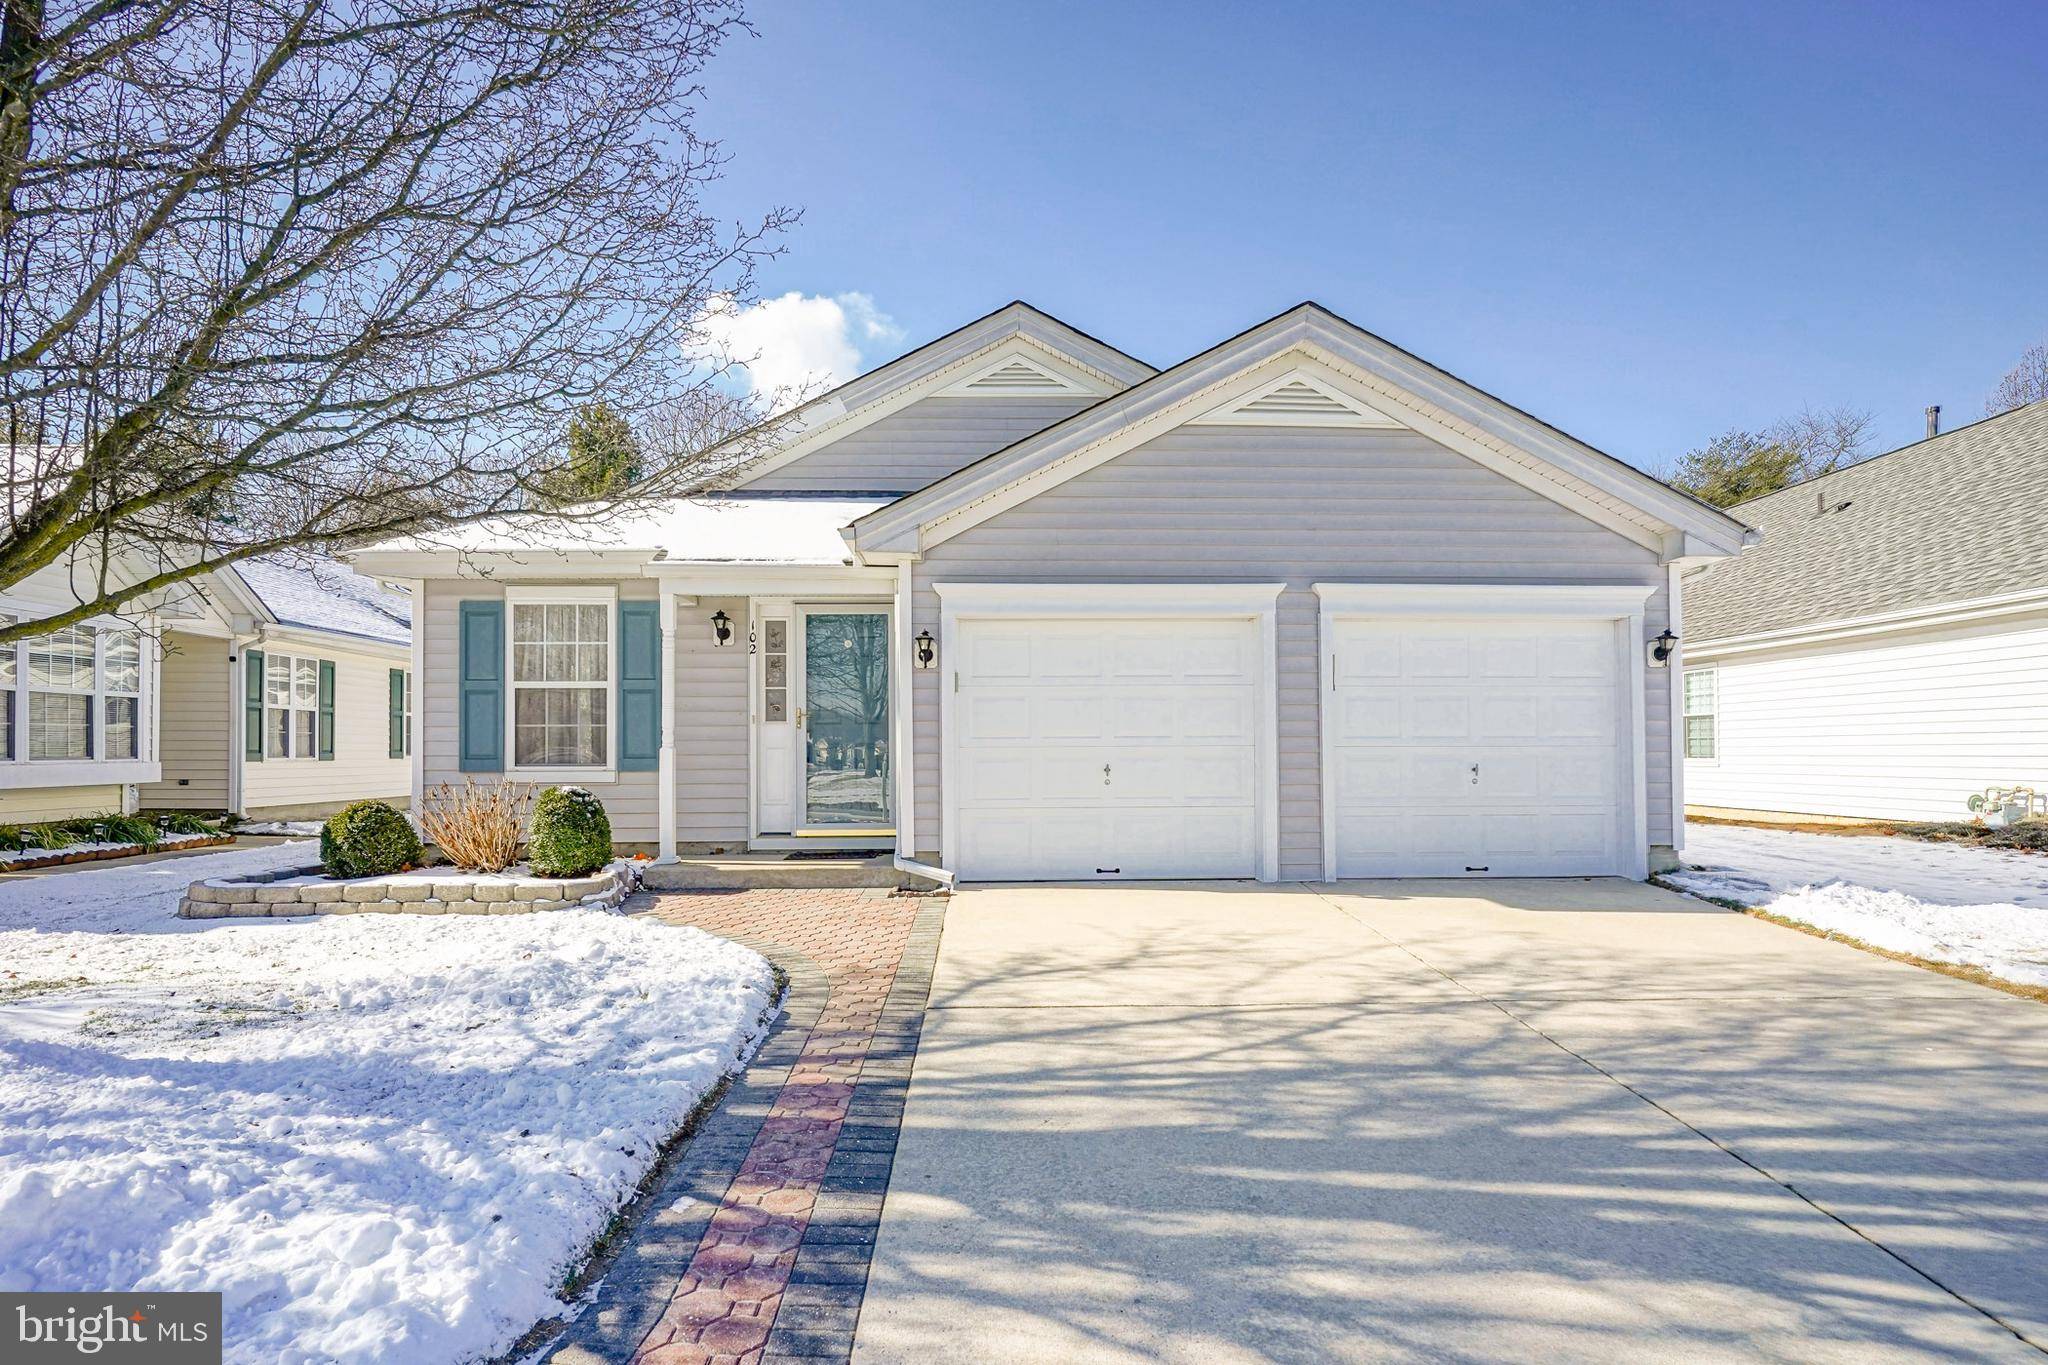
[[417, 780, 529, 874]]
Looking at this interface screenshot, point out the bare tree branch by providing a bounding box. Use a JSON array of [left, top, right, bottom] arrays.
[[0, 0, 792, 639]]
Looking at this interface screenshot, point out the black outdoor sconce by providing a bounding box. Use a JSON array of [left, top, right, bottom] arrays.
[[710, 609, 733, 647], [1648, 628, 1678, 667], [913, 629, 937, 669]]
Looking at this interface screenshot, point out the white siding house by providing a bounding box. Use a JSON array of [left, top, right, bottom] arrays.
[[353, 301, 1751, 881], [1682, 399, 2048, 824]]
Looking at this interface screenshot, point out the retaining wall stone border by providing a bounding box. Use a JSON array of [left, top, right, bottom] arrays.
[[178, 861, 639, 919]]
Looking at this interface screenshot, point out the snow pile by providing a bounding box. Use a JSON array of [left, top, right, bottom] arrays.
[[235, 820, 325, 837], [0, 842, 775, 1364], [1668, 822, 2048, 987]]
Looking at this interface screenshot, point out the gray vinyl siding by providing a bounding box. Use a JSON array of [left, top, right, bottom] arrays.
[[138, 632, 230, 811], [738, 396, 1095, 493], [419, 579, 747, 845], [675, 595, 750, 842], [911, 426, 1673, 879]]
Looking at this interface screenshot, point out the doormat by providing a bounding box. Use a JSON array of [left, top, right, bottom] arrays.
[[780, 849, 879, 861]]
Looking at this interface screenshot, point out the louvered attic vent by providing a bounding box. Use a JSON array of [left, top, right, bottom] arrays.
[[962, 358, 1074, 392], [1238, 379, 1357, 416]]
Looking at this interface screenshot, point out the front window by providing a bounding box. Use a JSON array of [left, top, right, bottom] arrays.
[[28, 625, 95, 759], [1683, 668, 1718, 760], [266, 652, 321, 759], [101, 630, 141, 759], [512, 601, 609, 767]]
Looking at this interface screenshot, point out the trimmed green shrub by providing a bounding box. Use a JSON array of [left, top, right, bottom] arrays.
[[321, 800, 423, 879], [525, 786, 612, 877]]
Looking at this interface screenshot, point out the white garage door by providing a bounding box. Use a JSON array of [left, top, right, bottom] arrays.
[[1328, 617, 1626, 877], [952, 617, 1260, 880]]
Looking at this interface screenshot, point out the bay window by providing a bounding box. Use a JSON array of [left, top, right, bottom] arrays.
[[0, 613, 149, 766], [510, 596, 610, 769], [266, 652, 321, 759]]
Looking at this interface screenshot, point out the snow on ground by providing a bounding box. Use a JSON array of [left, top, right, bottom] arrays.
[[0, 840, 775, 1365], [1668, 821, 2048, 987]]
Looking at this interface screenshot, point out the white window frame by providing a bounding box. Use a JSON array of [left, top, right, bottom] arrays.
[[403, 668, 414, 759], [264, 651, 323, 761], [0, 601, 155, 780], [504, 585, 617, 781], [1683, 666, 1719, 764], [99, 628, 143, 761]]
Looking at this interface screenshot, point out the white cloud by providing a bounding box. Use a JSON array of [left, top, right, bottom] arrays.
[[697, 291, 902, 412]]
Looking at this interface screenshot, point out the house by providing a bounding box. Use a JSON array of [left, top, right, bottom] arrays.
[[1682, 398, 2048, 825], [0, 548, 412, 825], [349, 301, 1752, 882]]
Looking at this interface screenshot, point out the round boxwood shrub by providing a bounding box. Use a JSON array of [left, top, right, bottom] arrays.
[[526, 786, 613, 878], [321, 800, 424, 879]]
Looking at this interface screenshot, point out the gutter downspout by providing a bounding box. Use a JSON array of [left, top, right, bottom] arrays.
[[893, 852, 955, 891]]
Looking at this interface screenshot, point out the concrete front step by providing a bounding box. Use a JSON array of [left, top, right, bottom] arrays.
[[644, 852, 940, 891]]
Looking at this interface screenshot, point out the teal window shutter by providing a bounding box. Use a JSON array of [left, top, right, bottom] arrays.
[[459, 601, 504, 771], [244, 649, 265, 761], [388, 668, 407, 758], [317, 660, 336, 760], [618, 600, 660, 771]]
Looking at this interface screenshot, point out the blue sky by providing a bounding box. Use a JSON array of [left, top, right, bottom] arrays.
[[695, 1, 2048, 470]]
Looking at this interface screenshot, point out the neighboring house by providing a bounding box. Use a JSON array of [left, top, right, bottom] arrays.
[[0, 542, 413, 825], [138, 555, 414, 820], [1682, 398, 2048, 825], [351, 301, 1751, 882]]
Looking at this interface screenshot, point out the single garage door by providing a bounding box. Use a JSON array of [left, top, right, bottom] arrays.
[[952, 617, 1260, 880], [1328, 617, 1626, 877]]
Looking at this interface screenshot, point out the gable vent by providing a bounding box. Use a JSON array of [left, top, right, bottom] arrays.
[[1239, 379, 1358, 417], [959, 358, 1079, 393], [1191, 369, 1405, 428]]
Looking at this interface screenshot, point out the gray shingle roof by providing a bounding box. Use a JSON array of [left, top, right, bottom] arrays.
[[1684, 399, 2048, 643]]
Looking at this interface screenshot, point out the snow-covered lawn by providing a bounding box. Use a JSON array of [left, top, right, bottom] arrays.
[[0, 841, 775, 1365], [1667, 821, 2048, 987]]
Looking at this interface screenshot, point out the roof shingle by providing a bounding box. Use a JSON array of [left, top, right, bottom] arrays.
[[1684, 399, 2048, 643]]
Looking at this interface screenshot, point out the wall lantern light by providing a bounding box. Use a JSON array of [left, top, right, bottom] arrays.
[[711, 609, 733, 647], [913, 629, 937, 669], [1648, 628, 1678, 668]]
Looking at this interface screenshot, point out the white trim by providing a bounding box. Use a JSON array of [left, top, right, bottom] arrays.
[[644, 565, 895, 595], [0, 757, 160, 789], [931, 581, 1288, 617], [253, 622, 408, 661], [1313, 581, 1653, 881], [1686, 583, 2048, 659], [1310, 582, 1656, 618], [228, 640, 246, 816], [933, 581, 1285, 882], [1188, 367, 1405, 428], [893, 561, 917, 862], [656, 590, 679, 862], [405, 580, 425, 811], [503, 585, 619, 781], [1666, 562, 1685, 852]]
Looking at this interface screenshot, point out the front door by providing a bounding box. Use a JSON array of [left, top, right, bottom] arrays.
[[798, 609, 892, 829]]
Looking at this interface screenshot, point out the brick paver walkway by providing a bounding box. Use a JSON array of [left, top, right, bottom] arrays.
[[539, 887, 946, 1365]]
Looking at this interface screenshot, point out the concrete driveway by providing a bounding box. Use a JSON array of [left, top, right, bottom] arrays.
[[854, 879, 2048, 1363]]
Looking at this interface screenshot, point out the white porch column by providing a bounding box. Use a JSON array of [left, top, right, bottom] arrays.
[[892, 559, 916, 863], [656, 589, 679, 863]]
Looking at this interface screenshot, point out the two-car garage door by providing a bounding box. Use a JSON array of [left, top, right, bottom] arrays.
[[945, 605, 1632, 882]]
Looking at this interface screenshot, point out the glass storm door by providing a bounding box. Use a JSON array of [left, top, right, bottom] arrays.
[[800, 610, 891, 827]]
